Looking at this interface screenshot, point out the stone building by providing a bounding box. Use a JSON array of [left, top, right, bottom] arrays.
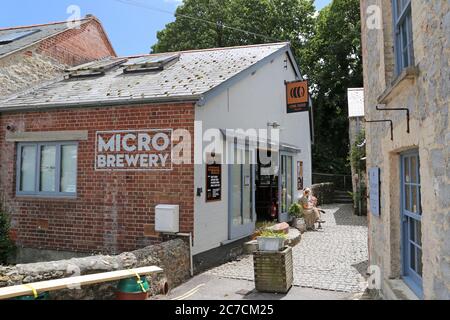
[[360, 0, 449, 299], [0, 15, 116, 98]]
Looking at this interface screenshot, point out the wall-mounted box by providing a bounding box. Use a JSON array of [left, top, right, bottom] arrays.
[[155, 204, 179, 233]]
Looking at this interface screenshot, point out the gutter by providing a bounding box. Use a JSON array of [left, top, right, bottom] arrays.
[[0, 95, 202, 113]]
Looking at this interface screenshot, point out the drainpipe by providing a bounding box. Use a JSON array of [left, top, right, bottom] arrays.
[[176, 232, 194, 277]]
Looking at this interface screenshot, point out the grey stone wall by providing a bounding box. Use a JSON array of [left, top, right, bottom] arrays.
[[0, 46, 65, 99], [360, 0, 449, 299], [311, 183, 335, 205], [0, 239, 190, 300]]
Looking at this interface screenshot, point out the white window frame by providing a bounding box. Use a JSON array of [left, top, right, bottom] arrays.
[[16, 142, 78, 197]]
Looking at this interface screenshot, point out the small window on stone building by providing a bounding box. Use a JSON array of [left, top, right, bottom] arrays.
[[16, 142, 78, 197], [393, 0, 414, 75]]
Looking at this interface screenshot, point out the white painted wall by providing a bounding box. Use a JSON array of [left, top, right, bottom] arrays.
[[193, 51, 312, 255]]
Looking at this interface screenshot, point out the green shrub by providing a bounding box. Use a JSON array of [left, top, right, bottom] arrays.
[[0, 211, 15, 265], [288, 203, 303, 218], [259, 230, 287, 239]]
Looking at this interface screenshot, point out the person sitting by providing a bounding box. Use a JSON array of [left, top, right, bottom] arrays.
[[299, 188, 325, 230]]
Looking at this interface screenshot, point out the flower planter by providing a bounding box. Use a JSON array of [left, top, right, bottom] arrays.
[[257, 237, 285, 252], [254, 246, 293, 293]]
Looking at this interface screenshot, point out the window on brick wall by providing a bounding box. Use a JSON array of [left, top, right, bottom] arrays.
[[16, 142, 78, 197], [393, 0, 414, 75]]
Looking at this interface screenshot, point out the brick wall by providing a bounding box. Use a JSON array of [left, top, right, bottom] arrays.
[[37, 18, 115, 66], [0, 18, 115, 98], [0, 103, 195, 255]]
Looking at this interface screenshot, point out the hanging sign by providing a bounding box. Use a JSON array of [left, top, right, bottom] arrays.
[[297, 161, 304, 190], [95, 129, 172, 171], [206, 162, 222, 202], [286, 80, 309, 113], [369, 167, 380, 216]]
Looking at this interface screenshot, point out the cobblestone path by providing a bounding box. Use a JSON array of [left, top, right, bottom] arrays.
[[205, 204, 369, 293]]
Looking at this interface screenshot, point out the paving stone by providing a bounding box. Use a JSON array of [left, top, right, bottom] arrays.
[[206, 204, 369, 293]]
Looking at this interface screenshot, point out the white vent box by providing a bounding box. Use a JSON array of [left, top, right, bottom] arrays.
[[155, 204, 179, 233]]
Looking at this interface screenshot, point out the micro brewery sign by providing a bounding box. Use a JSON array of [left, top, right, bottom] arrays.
[[286, 80, 309, 113], [95, 129, 172, 170]]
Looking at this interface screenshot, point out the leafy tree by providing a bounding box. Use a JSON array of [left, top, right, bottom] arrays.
[[152, 0, 362, 175], [151, 0, 316, 58], [303, 0, 363, 174]]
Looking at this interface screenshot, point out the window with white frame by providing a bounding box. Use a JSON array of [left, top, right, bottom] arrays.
[[393, 0, 414, 75], [16, 142, 78, 196]]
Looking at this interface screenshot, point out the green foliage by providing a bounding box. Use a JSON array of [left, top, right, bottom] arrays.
[[303, 0, 363, 174], [151, 0, 316, 59], [349, 129, 366, 170], [288, 202, 303, 218], [151, 0, 363, 174], [0, 211, 15, 265], [259, 229, 287, 238]]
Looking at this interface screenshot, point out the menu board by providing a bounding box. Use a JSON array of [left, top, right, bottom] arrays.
[[206, 163, 222, 202]]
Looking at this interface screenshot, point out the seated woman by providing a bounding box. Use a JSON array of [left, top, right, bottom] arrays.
[[299, 188, 324, 230]]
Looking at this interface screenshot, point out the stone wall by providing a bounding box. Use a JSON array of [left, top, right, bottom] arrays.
[[360, 0, 449, 299], [311, 183, 335, 205], [0, 18, 115, 98], [0, 239, 190, 300]]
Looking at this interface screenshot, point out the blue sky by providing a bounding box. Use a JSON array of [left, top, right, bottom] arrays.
[[0, 0, 331, 56]]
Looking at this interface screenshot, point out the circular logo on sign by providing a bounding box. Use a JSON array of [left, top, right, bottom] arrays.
[[290, 86, 305, 99]]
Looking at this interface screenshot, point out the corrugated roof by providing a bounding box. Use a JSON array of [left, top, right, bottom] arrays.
[[0, 19, 90, 59], [0, 43, 291, 111]]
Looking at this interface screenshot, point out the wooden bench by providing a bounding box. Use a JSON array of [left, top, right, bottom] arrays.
[[0, 266, 163, 300]]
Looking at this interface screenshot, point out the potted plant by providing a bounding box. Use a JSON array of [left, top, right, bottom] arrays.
[[288, 203, 304, 229], [257, 230, 287, 252]]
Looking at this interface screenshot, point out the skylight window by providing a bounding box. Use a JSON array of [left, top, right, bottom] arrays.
[[0, 29, 40, 45], [123, 54, 180, 73], [66, 57, 128, 78]]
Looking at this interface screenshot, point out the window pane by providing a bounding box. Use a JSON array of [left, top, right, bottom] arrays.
[[404, 157, 410, 182], [401, 24, 409, 67], [232, 148, 242, 225], [417, 248, 423, 276], [243, 152, 252, 224], [411, 186, 418, 213], [20, 145, 36, 192], [405, 185, 411, 211], [410, 156, 417, 183], [61, 145, 77, 193], [410, 242, 416, 271], [287, 156, 293, 209], [281, 156, 287, 212], [416, 220, 422, 246], [40, 145, 56, 192], [409, 218, 415, 243]]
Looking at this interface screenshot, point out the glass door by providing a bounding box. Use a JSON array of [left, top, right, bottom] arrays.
[[401, 151, 423, 298], [229, 148, 255, 239], [279, 154, 294, 222]]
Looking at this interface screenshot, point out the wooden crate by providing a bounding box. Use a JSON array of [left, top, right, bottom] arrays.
[[253, 246, 293, 293]]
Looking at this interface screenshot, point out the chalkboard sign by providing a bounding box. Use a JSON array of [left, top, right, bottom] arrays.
[[369, 167, 380, 216], [206, 163, 222, 202]]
